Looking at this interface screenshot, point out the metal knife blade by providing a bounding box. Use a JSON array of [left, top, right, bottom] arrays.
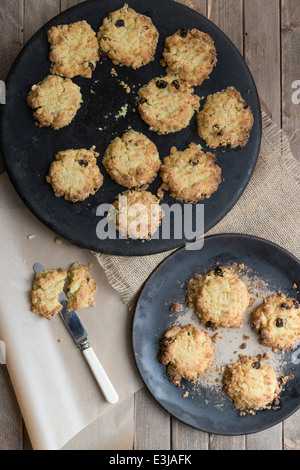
[[32, 262, 119, 404]]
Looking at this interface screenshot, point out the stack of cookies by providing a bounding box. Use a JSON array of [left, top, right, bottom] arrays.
[[26, 3, 254, 241]]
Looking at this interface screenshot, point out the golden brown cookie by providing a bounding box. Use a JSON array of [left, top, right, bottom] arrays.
[[252, 293, 300, 350], [222, 355, 280, 411], [31, 268, 67, 320], [98, 3, 159, 69], [102, 130, 161, 188], [137, 75, 200, 135], [186, 266, 250, 328], [160, 142, 222, 203], [46, 147, 103, 202], [157, 324, 214, 386], [48, 20, 100, 78], [109, 189, 163, 240], [67, 262, 96, 311], [161, 28, 217, 86], [197, 86, 254, 148], [27, 75, 82, 130]]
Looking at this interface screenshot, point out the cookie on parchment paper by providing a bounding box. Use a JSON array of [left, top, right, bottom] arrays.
[[252, 293, 300, 351], [222, 355, 280, 411], [186, 266, 250, 329], [48, 20, 100, 79], [102, 130, 161, 188], [137, 75, 200, 135], [161, 28, 217, 87], [160, 142, 222, 203], [46, 147, 103, 202], [27, 75, 82, 130], [197, 86, 254, 149], [98, 3, 159, 69], [157, 324, 214, 387], [31, 268, 67, 320]]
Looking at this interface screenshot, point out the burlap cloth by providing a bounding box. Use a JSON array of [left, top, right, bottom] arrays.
[[94, 1, 300, 312]]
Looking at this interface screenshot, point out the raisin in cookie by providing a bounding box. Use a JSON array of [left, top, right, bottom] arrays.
[[31, 268, 67, 320], [67, 262, 96, 311], [137, 75, 200, 135], [27, 75, 82, 130], [102, 130, 161, 188], [109, 189, 163, 240], [197, 86, 254, 148], [222, 355, 280, 411], [98, 3, 158, 69], [161, 28, 217, 87], [46, 147, 103, 202], [48, 20, 99, 79], [186, 266, 250, 329], [157, 324, 214, 387], [160, 142, 221, 203], [252, 293, 300, 350]]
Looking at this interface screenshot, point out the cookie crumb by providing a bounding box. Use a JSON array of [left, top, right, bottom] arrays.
[[27, 234, 36, 240]]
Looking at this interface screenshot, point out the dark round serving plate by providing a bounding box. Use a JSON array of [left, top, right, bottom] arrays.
[[0, 0, 261, 256], [132, 234, 300, 435]]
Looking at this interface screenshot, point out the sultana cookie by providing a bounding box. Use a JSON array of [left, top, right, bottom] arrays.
[[46, 147, 103, 202], [31, 268, 67, 320], [48, 20, 100, 79], [161, 28, 217, 87], [252, 293, 300, 350], [27, 75, 82, 130], [222, 355, 280, 411], [160, 142, 222, 203], [157, 324, 214, 387], [109, 189, 163, 240], [67, 262, 96, 311], [102, 130, 161, 188], [98, 3, 159, 69], [186, 266, 250, 329], [137, 75, 200, 135], [197, 86, 254, 148]]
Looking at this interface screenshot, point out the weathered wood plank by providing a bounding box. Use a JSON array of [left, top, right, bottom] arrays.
[[0, 0, 24, 81], [134, 387, 171, 450], [246, 424, 283, 451], [207, 0, 243, 54], [24, 0, 60, 43], [0, 367, 23, 450], [60, 0, 86, 11], [244, 0, 281, 126]]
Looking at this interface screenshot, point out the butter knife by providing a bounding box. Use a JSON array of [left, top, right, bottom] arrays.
[[33, 262, 119, 405]]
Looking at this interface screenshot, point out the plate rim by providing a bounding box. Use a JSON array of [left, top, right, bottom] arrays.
[[131, 232, 300, 435]]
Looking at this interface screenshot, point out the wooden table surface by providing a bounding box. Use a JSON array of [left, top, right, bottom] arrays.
[[1, 0, 300, 451]]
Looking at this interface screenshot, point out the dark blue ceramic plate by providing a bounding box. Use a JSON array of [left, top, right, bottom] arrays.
[[0, 0, 261, 256], [132, 234, 300, 435]]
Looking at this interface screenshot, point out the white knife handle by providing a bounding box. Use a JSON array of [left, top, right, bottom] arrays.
[[82, 346, 119, 405]]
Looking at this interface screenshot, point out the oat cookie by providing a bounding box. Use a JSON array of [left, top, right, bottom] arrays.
[[98, 3, 159, 69], [157, 324, 214, 387], [222, 355, 280, 411], [137, 75, 200, 135], [27, 75, 82, 130], [31, 268, 67, 320], [46, 147, 103, 202], [161, 28, 217, 87], [48, 20, 99, 79], [110, 189, 163, 240], [102, 130, 161, 188], [67, 262, 96, 311], [186, 266, 250, 328], [252, 293, 300, 350], [160, 142, 221, 203], [197, 86, 254, 148]]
